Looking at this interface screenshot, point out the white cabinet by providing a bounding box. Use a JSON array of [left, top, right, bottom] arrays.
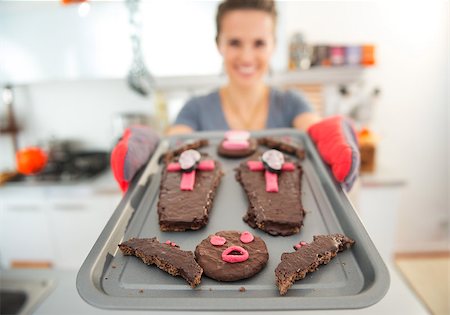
[[48, 194, 120, 269], [0, 183, 121, 269], [0, 196, 55, 268]]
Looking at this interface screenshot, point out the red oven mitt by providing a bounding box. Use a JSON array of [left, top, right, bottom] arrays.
[[111, 126, 159, 192], [308, 116, 360, 191]]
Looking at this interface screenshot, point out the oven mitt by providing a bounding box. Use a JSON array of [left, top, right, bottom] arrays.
[[308, 116, 360, 191], [111, 125, 159, 192]]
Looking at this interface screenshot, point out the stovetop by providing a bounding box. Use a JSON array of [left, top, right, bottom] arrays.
[[10, 151, 109, 183]]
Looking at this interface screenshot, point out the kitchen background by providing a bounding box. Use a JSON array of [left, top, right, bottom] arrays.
[[0, 1, 448, 314], [0, 0, 448, 275]]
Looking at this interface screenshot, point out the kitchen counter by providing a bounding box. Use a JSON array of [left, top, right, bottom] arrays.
[[1, 262, 429, 315], [0, 170, 121, 270]]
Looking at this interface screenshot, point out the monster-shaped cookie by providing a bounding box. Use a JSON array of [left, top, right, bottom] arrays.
[[195, 230, 269, 281], [217, 131, 257, 158]]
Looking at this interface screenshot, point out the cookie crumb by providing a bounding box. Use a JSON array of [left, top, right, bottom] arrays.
[[209, 288, 213, 291], [139, 289, 144, 293], [112, 265, 117, 269], [239, 287, 246, 292]]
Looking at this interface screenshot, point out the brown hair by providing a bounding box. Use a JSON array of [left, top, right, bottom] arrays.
[[215, 0, 277, 43]]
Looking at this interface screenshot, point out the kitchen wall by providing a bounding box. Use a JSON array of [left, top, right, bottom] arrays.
[[284, 1, 449, 252], [0, 1, 448, 253]]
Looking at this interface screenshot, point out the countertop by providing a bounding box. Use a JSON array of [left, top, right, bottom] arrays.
[[1, 262, 429, 315], [0, 169, 121, 195]]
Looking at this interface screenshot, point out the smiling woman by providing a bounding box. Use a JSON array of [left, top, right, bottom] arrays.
[[167, 0, 321, 134]]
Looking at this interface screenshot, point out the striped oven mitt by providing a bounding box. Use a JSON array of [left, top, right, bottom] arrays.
[[111, 126, 159, 192], [308, 116, 360, 191]]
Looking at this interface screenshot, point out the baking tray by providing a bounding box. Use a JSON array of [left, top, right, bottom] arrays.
[[77, 129, 389, 311]]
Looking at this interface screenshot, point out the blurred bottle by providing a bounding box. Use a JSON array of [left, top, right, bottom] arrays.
[[313, 45, 331, 67], [154, 90, 169, 133], [361, 44, 376, 66], [345, 46, 362, 66], [288, 33, 312, 70], [330, 46, 345, 66]]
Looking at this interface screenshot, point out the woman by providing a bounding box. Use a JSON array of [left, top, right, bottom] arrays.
[[111, 0, 359, 192], [167, 0, 320, 134]]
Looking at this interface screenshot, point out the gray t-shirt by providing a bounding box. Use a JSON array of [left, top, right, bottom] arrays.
[[174, 88, 312, 131]]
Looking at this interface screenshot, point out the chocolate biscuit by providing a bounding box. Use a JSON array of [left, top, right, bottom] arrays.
[[195, 231, 269, 282], [217, 138, 258, 158], [258, 136, 306, 160], [235, 154, 305, 236], [275, 234, 355, 295], [157, 152, 223, 231], [118, 237, 203, 288]]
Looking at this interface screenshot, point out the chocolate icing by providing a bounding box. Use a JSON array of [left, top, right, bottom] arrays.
[[195, 231, 269, 282], [118, 237, 203, 288], [275, 234, 355, 295], [217, 138, 257, 158], [163, 139, 209, 164], [258, 137, 306, 160], [157, 153, 223, 231], [235, 155, 305, 236]]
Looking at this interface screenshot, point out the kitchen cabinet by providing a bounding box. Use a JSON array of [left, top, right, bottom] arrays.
[[47, 194, 120, 269], [0, 194, 55, 268], [0, 179, 121, 269]]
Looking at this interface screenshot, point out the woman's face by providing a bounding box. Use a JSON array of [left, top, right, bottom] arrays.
[[217, 10, 275, 88]]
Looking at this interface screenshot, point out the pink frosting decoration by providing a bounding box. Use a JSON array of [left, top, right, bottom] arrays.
[[180, 170, 196, 191], [165, 240, 171, 245], [225, 130, 250, 141], [282, 163, 296, 171], [210, 235, 227, 246], [222, 140, 250, 150], [221, 246, 249, 263], [265, 171, 279, 192], [239, 231, 254, 243], [247, 161, 265, 171], [294, 241, 308, 250], [167, 163, 181, 172], [198, 160, 215, 171]]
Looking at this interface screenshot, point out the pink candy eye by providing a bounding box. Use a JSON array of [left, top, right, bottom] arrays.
[[240, 231, 254, 243], [210, 235, 227, 246]]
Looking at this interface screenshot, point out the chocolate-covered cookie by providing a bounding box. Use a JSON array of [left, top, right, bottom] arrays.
[[235, 150, 305, 236], [158, 149, 223, 231], [195, 230, 269, 282], [217, 131, 257, 158]]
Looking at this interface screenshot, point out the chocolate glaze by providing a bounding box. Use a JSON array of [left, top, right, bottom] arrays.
[[258, 137, 306, 160], [162, 139, 209, 164], [118, 237, 203, 288], [236, 155, 305, 236], [195, 231, 269, 282], [275, 234, 355, 295], [157, 153, 223, 231], [217, 138, 258, 158]]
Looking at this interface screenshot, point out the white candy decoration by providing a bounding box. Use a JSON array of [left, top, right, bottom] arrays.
[[179, 149, 201, 170], [262, 149, 285, 171]]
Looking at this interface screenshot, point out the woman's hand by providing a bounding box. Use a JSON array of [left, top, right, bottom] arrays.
[[111, 126, 159, 192], [166, 124, 194, 136], [307, 115, 360, 191]]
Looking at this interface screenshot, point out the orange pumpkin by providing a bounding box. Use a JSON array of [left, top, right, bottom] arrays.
[[16, 147, 48, 175]]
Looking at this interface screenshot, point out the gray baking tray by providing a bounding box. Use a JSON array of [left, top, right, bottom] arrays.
[[77, 129, 389, 311]]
